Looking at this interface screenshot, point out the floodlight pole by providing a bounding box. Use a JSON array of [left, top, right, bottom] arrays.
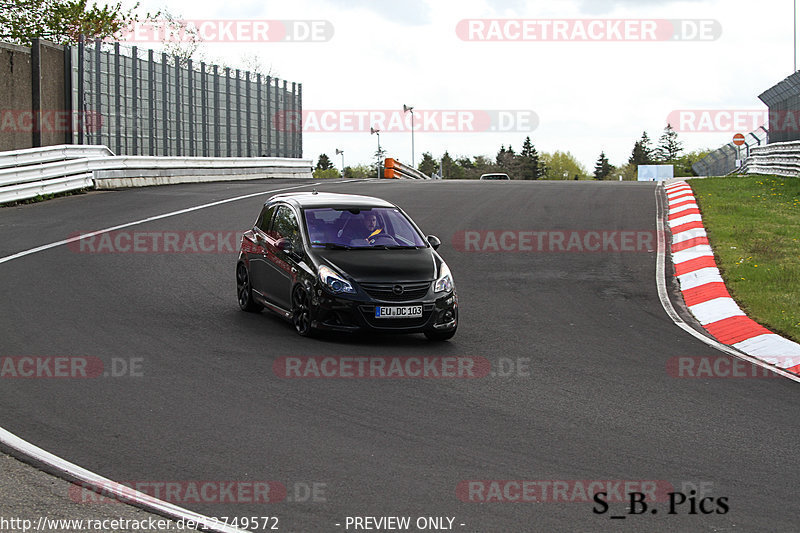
[[404, 105, 415, 168], [371, 128, 382, 178], [336, 148, 344, 171]]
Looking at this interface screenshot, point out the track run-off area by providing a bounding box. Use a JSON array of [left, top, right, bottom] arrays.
[[0, 178, 797, 532]]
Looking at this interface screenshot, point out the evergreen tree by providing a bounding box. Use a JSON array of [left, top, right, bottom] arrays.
[[629, 131, 655, 166], [441, 151, 456, 179], [496, 145, 507, 166], [316, 154, 333, 170], [593, 151, 614, 180], [655, 124, 683, 162], [418, 152, 439, 176], [640, 131, 654, 161], [519, 136, 542, 180], [496, 144, 517, 173]]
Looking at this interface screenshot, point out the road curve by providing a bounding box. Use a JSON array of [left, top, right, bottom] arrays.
[[0, 179, 797, 532]]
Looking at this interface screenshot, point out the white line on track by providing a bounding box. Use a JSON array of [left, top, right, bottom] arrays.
[[653, 183, 800, 383], [0, 180, 363, 265], [0, 178, 365, 532]]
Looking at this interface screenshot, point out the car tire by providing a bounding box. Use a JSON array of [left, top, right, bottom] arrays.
[[237, 263, 263, 313], [292, 286, 315, 337], [424, 327, 457, 341]]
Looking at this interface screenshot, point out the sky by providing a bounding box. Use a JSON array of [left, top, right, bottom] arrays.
[[123, 0, 795, 172]]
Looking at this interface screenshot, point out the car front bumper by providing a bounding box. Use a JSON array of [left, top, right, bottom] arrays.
[[310, 289, 458, 334]]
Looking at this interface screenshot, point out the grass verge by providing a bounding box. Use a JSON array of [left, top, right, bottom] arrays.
[[0, 188, 88, 208], [689, 175, 800, 343]]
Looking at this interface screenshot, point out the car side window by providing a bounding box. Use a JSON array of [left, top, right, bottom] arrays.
[[255, 205, 276, 232], [386, 210, 417, 245], [272, 206, 301, 248]]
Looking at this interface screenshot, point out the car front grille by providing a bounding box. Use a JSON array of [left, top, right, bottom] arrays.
[[360, 281, 431, 302]]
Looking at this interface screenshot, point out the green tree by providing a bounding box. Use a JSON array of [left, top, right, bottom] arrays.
[[418, 152, 439, 176], [655, 124, 683, 162], [496, 144, 518, 177], [615, 162, 639, 181], [471, 155, 496, 174], [593, 151, 614, 180], [519, 136, 543, 180], [673, 149, 712, 178], [629, 131, 654, 166], [316, 153, 333, 170], [440, 151, 465, 179], [541, 151, 590, 180], [342, 165, 373, 179], [0, 0, 155, 46]]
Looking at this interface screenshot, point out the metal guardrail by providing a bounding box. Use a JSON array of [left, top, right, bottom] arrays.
[[0, 145, 313, 204], [383, 158, 431, 180], [0, 145, 114, 170], [0, 145, 113, 203], [743, 140, 800, 176]]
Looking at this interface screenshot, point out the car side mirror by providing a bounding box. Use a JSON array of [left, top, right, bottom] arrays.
[[276, 237, 293, 253], [426, 235, 441, 250]]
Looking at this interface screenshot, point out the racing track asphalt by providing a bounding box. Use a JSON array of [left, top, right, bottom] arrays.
[[0, 178, 798, 532]]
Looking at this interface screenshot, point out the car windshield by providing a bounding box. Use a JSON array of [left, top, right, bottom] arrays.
[[304, 207, 428, 249]]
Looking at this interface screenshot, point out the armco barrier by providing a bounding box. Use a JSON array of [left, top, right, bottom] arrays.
[[0, 145, 313, 204], [0, 145, 113, 204], [384, 158, 431, 180], [743, 140, 800, 177]]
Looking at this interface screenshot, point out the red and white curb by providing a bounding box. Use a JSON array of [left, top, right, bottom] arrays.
[[665, 181, 800, 376]]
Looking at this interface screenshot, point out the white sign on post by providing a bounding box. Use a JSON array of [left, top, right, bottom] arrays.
[[637, 165, 674, 182]]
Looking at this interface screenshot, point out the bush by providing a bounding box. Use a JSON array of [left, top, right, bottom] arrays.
[[313, 168, 341, 179]]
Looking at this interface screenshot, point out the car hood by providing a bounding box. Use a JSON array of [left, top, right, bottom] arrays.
[[314, 248, 438, 283]]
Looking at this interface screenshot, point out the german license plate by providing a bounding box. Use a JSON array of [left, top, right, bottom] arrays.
[[375, 305, 423, 319]]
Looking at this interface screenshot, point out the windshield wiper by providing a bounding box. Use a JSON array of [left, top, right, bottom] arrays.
[[361, 245, 422, 250], [312, 242, 353, 250]]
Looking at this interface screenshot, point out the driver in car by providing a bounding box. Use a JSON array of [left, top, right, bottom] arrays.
[[360, 213, 383, 244]]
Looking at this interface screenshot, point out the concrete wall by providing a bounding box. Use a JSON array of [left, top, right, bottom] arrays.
[[0, 42, 33, 152], [40, 42, 68, 148], [0, 40, 67, 152]]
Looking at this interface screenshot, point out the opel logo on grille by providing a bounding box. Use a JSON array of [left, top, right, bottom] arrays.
[[392, 285, 404, 295]]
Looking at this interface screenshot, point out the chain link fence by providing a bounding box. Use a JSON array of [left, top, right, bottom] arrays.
[[692, 127, 767, 177], [73, 39, 302, 158]]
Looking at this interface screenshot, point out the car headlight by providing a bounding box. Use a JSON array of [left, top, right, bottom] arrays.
[[319, 265, 356, 294], [434, 262, 454, 293]]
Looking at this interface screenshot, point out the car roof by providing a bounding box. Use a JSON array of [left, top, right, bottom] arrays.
[[265, 191, 396, 209]]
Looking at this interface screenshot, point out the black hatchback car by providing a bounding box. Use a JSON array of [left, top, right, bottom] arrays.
[[236, 192, 458, 340]]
